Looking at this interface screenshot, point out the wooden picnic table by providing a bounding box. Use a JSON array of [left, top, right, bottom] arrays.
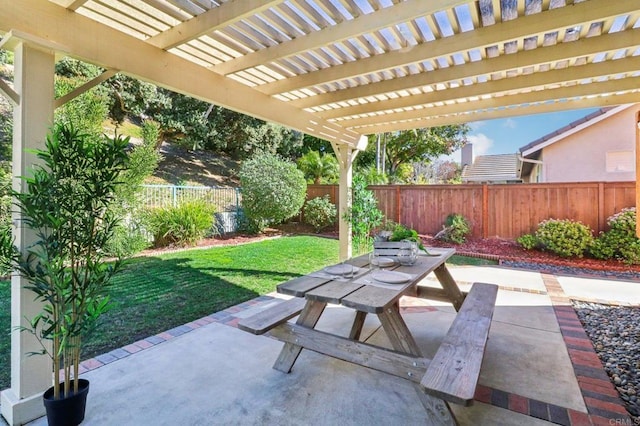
[[238, 248, 498, 426]]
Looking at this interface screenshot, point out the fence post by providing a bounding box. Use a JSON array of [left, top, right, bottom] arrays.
[[482, 184, 489, 239], [598, 182, 605, 233], [172, 185, 177, 207], [235, 187, 240, 215], [396, 185, 401, 223]]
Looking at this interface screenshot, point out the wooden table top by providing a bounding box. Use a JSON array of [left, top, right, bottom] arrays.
[[278, 247, 455, 313]]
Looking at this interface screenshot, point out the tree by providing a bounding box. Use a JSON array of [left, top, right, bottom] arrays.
[[153, 91, 303, 159], [413, 160, 461, 184], [55, 57, 171, 129], [106, 75, 171, 126], [105, 120, 163, 256], [300, 134, 333, 155], [54, 76, 109, 136], [297, 150, 338, 184], [380, 125, 469, 174]]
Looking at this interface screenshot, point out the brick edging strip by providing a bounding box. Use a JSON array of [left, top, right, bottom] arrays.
[[542, 273, 633, 425]]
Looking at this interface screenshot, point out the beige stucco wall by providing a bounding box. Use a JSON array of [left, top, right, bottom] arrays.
[[541, 105, 639, 182]]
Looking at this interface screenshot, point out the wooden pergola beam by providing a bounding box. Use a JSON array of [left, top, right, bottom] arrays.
[[0, 78, 18, 106], [54, 69, 118, 109], [50, 0, 88, 11], [146, 0, 283, 50]]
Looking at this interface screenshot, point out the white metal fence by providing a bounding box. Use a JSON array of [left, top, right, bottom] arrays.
[[140, 184, 241, 233]]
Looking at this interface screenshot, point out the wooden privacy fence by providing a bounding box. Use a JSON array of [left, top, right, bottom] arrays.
[[306, 182, 636, 240]]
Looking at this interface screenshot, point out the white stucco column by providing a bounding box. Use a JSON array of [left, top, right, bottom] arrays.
[[335, 145, 353, 261], [1, 41, 54, 426]]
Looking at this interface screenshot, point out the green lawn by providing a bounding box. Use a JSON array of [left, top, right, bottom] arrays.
[[447, 255, 498, 266], [0, 235, 339, 391], [0, 237, 497, 391]]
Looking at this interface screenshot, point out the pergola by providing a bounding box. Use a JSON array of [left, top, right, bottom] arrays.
[[1, 0, 639, 424]]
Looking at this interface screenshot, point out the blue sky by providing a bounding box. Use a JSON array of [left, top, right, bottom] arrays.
[[447, 107, 600, 163]]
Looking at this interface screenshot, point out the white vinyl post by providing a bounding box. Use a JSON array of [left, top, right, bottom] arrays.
[[332, 143, 357, 261], [1, 41, 54, 426]]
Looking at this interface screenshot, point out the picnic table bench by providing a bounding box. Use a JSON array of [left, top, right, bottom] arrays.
[[238, 248, 498, 425]]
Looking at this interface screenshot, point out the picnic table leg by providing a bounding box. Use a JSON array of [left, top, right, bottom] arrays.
[[272, 299, 326, 373], [433, 264, 465, 312], [378, 303, 458, 426], [377, 302, 421, 355], [348, 311, 367, 340]]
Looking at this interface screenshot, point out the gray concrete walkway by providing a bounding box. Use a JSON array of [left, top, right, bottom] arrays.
[[10, 265, 638, 425]]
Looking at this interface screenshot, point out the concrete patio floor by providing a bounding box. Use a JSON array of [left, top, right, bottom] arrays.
[[8, 265, 637, 425]]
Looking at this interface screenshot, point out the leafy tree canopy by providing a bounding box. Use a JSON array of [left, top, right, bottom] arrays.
[[383, 125, 469, 173], [152, 90, 303, 159]]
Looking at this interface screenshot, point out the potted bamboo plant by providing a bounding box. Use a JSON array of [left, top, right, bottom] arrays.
[[10, 123, 129, 425]]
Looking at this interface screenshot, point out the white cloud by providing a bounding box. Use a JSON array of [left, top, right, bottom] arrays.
[[503, 118, 517, 129], [468, 133, 493, 158], [469, 121, 487, 130], [439, 133, 494, 164]]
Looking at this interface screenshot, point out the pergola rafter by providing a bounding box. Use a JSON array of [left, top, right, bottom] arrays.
[[258, 0, 638, 100], [323, 56, 640, 124], [295, 29, 640, 114], [352, 92, 640, 133]]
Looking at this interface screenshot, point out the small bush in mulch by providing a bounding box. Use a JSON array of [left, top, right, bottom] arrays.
[[534, 218, 594, 258]]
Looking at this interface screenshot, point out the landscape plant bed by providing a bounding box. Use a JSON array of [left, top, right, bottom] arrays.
[[423, 236, 640, 276]]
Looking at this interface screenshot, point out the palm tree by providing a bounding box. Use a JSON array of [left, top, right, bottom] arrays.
[[297, 150, 338, 184]]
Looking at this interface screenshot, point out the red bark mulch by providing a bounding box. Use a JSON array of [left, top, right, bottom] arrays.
[[423, 235, 640, 275]]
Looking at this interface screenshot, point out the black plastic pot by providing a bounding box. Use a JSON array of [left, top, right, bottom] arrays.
[[42, 379, 90, 426]]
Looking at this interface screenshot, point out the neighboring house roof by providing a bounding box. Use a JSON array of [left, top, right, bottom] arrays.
[[519, 104, 635, 157], [461, 154, 521, 183]]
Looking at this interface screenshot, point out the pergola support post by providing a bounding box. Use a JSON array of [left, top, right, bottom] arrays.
[[333, 144, 354, 261], [1, 42, 55, 426]]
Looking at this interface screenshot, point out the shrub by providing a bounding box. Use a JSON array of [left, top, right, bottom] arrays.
[[517, 234, 538, 250], [588, 208, 640, 264], [619, 240, 640, 265], [304, 196, 337, 232], [140, 119, 161, 147], [588, 233, 617, 260], [346, 174, 384, 254], [608, 207, 636, 235], [239, 153, 306, 233], [147, 200, 216, 247], [54, 76, 109, 136], [104, 127, 162, 257], [535, 219, 593, 258], [436, 213, 471, 244]]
